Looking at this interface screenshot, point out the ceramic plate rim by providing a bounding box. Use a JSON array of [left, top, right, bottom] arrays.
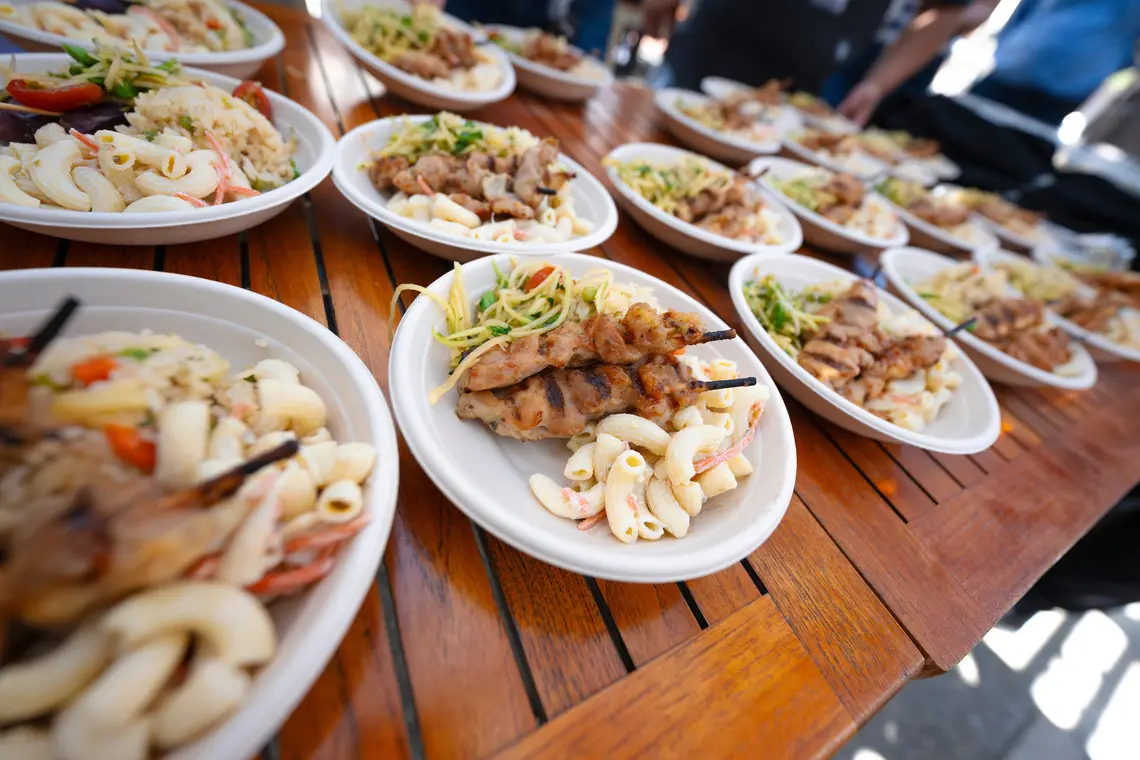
[[332, 115, 618, 256], [728, 252, 1001, 454], [603, 142, 803, 256], [780, 136, 889, 182], [876, 190, 1000, 255], [388, 252, 798, 583], [881, 246, 1099, 389]]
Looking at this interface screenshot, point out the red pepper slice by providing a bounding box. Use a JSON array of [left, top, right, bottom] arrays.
[[6, 79, 104, 112], [525, 266, 555, 292], [232, 80, 273, 121]]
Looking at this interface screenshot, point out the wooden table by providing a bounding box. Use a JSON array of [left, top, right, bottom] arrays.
[[4, 5, 1138, 758]]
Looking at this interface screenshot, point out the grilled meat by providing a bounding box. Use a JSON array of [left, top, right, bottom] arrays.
[[457, 356, 719, 441], [1052, 291, 1129, 333], [970, 298, 1045, 342], [391, 27, 478, 79], [908, 197, 970, 228], [460, 303, 731, 392], [523, 32, 581, 71], [1073, 270, 1140, 311], [796, 280, 946, 404], [797, 280, 882, 389], [796, 129, 848, 153], [368, 140, 566, 220], [813, 172, 866, 225], [458, 357, 755, 442], [997, 326, 1072, 371]]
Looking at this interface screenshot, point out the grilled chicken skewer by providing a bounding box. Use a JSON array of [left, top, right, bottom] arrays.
[[962, 296, 1072, 371], [460, 302, 735, 392], [458, 355, 756, 442]]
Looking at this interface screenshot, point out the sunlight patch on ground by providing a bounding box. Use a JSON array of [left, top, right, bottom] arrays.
[[983, 609, 1064, 671], [1031, 612, 1127, 730], [955, 651, 981, 687], [1087, 662, 1140, 760], [853, 749, 888, 760], [1124, 603, 1140, 622]]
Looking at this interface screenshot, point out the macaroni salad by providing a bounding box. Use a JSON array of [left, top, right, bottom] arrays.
[[0, 329, 377, 758], [0, 46, 296, 213], [531, 359, 768, 543]]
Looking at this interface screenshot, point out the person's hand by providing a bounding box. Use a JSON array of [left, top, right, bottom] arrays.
[[838, 80, 885, 127], [642, 0, 681, 39]]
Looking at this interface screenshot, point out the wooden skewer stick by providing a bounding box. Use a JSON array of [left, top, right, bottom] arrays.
[[0, 101, 63, 117], [945, 316, 977, 338], [695, 329, 737, 344], [692, 377, 757, 392], [2, 297, 80, 368]]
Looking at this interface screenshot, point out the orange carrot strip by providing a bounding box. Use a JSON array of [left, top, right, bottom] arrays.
[[104, 423, 157, 472], [71, 355, 116, 385], [68, 128, 98, 151], [246, 556, 336, 596], [282, 514, 372, 554], [694, 401, 765, 475], [578, 510, 606, 530], [173, 192, 207, 208]]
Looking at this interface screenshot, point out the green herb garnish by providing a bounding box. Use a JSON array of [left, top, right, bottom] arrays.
[[488, 325, 512, 336], [178, 115, 194, 132], [62, 43, 98, 67], [118, 347, 153, 360]]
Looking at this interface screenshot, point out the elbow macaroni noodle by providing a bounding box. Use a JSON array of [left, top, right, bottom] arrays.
[[529, 358, 767, 543]]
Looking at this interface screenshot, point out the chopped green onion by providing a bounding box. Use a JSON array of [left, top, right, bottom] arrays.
[[488, 325, 511, 336], [477, 291, 497, 312], [118, 348, 153, 360], [178, 115, 194, 132], [62, 43, 98, 67], [290, 159, 301, 180], [110, 81, 138, 99]]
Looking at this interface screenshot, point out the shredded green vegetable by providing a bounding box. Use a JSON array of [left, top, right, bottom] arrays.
[[742, 274, 832, 357]]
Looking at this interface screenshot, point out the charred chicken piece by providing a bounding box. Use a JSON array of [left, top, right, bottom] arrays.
[[456, 356, 755, 441], [460, 303, 733, 392]]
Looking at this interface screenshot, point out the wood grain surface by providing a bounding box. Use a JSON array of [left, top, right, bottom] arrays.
[[2, 5, 1136, 758]]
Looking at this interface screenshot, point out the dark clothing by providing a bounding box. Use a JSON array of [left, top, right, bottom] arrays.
[[444, 0, 615, 56], [970, 77, 1082, 128], [874, 94, 1140, 257], [664, 0, 896, 92]]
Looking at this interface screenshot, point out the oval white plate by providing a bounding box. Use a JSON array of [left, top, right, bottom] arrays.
[[876, 186, 999, 257], [333, 114, 618, 262], [0, 0, 284, 79], [0, 266, 399, 760], [747, 156, 908, 255], [974, 247, 1140, 364], [881, 246, 1098, 388], [0, 54, 335, 245], [728, 252, 1000, 453], [604, 142, 802, 261], [485, 25, 612, 102], [388, 252, 797, 583], [320, 0, 514, 112], [977, 214, 1057, 253], [781, 136, 889, 183], [655, 87, 796, 163]]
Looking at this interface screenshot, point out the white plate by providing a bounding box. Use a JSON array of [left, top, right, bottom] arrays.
[[320, 0, 514, 112], [747, 156, 908, 255], [0, 54, 336, 245], [697, 76, 861, 136], [655, 87, 798, 163], [974, 247, 1140, 364], [0, 266, 399, 760], [889, 155, 961, 187], [332, 114, 618, 262], [728, 253, 1000, 453], [0, 0, 284, 79], [977, 214, 1057, 253], [881, 246, 1098, 388], [388, 252, 797, 583], [875, 186, 999, 257], [485, 25, 612, 102], [603, 142, 801, 261], [781, 136, 889, 183]]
